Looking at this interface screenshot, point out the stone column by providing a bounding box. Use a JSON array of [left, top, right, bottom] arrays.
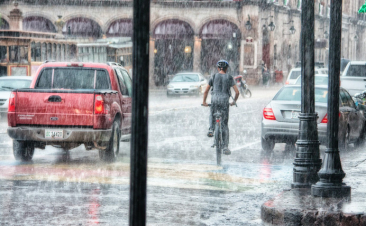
[[8, 2, 23, 30], [149, 37, 155, 88], [193, 35, 202, 72]]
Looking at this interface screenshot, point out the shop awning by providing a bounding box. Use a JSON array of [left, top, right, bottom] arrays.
[[200, 20, 240, 39], [154, 19, 194, 39]]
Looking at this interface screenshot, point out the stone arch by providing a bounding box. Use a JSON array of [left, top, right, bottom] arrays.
[[62, 14, 103, 29], [103, 16, 132, 33], [62, 17, 102, 38], [105, 18, 132, 37], [150, 16, 196, 35], [23, 16, 56, 33], [197, 16, 241, 37]]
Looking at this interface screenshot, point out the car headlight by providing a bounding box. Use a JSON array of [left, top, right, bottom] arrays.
[[167, 85, 174, 88], [190, 85, 199, 88]]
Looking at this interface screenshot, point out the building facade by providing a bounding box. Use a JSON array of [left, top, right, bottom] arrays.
[[0, 0, 365, 86]]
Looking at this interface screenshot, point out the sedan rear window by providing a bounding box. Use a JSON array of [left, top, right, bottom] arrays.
[[274, 87, 328, 103], [36, 68, 110, 89]]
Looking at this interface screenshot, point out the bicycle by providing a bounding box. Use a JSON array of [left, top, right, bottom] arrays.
[[202, 104, 224, 166]]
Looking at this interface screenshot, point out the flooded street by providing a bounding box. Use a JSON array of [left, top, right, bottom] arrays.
[[0, 86, 299, 225]]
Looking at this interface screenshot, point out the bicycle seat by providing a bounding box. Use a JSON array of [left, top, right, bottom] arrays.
[[213, 111, 222, 118]]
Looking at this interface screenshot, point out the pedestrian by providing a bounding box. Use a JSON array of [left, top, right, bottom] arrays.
[[202, 60, 240, 155], [262, 64, 270, 87]]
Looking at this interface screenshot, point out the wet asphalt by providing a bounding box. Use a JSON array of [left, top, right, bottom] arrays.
[[1, 85, 363, 225]]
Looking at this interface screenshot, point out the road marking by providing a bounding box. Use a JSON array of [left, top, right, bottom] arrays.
[[232, 140, 261, 152]]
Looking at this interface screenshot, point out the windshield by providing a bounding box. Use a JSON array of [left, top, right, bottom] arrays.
[[171, 74, 199, 82], [274, 87, 328, 103], [0, 79, 31, 90], [295, 76, 328, 86]]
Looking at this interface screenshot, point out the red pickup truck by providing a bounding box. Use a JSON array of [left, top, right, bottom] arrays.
[[7, 62, 132, 162]]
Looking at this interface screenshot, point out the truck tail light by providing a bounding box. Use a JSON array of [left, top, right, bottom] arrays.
[[94, 95, 105, 114], [285, 81, 289, 85], [67, 63, 84, 67], [8, 92, 16, 112], [263, 108, 276, 120]]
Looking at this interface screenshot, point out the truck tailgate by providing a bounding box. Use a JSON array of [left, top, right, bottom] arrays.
[[15, 91, 94, 126]]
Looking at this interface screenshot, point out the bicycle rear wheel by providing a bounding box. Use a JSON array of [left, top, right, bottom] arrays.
[[215, 123, 222, 166]]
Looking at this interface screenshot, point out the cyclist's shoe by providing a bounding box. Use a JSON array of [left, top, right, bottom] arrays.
[[207, 129, 214, 137], [223, 148, 231, 155]]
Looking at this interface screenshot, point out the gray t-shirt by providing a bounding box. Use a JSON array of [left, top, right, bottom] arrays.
[[209, 73, 235, 104]]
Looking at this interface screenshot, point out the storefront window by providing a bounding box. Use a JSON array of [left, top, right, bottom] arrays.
[[0, 46, 7, 63]]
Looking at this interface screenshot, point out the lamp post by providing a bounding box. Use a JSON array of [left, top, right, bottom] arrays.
[[129, 0, 150, 224], [311, 0, 350, 198], [291, 0, 322, 189]]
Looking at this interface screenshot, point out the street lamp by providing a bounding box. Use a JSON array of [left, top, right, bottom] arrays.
[[268, 21, 276, 31], [245, 15, 252, 31], [262, 16, 276, 32], [290, 25, 296, 34], [283, 20, 295, 35]]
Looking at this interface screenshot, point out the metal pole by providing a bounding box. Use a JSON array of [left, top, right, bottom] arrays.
[[291, 0, 322, 188], [129, 0, 150, 224], [312, 0, 350, 198]]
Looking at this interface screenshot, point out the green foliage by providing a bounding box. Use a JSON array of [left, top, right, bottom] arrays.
[[359, 2, 366, 13]]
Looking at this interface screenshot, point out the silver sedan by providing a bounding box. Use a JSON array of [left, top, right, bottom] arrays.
[[167, 73, 208, 97], [261, 85, 366, 151]]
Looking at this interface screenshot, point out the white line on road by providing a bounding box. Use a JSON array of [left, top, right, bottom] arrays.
[[231, 140, 261, 152]]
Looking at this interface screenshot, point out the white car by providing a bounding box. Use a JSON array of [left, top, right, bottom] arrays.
[[340, 61, 366, 96], [166, 72, 208, 97], [0, 76, 33, 117], [285, 68, 328, 85]]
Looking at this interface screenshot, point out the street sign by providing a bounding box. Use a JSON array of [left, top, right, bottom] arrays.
[[359, 1, 366, 13]]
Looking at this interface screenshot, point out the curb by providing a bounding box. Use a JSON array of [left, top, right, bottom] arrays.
[[261, 188, 366, 225]]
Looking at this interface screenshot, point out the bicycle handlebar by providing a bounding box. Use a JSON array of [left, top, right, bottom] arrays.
[[201, 103, 236, 107]]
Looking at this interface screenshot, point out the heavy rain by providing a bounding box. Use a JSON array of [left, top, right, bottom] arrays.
[[1, 0, 366, 225]]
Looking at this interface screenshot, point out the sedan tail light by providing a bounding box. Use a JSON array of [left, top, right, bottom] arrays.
[[263, 108, 276, 120], [321, 113, 341, 123], [285, 81, 289, 85]]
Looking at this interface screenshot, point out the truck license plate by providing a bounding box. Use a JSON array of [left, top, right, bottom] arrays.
[[45, 130, 63, 139]]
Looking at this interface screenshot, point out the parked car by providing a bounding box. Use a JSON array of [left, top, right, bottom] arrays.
[[7, 62, 132, 161], [167, 72, 208, 97], [340, 61, 366, 96], [0, 76, 32, 118], [285, 68, 328, 85], [261, 85, 365, 151], [294, 74, 328, 86]]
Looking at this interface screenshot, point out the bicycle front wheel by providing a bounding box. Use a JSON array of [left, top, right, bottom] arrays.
[[215, 123, 222, 166]]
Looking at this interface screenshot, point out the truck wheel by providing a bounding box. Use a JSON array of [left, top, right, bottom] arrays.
[[13, 140, 35, 161], [103, 121, 120, 162]]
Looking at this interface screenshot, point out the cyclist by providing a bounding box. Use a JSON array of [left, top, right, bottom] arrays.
[[202, 60, 239, 155]]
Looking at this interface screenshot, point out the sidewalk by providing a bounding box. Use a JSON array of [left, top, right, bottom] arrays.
[[261, 147, 366, 225]]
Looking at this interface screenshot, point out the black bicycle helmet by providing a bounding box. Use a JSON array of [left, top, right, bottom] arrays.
[[217, 60, 229, 69]]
